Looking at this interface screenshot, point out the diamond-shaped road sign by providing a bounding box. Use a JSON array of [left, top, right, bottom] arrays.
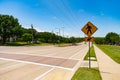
[[81, 22, 98, 37]]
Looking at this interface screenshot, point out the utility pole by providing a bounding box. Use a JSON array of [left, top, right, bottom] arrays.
[[55, 28, 61, 44], [59, 28, 60, 36], [52, 30, 55, 45], [31, 24, 34, 43], [58, 28, 61, 44], [62, 27, 64, 37]]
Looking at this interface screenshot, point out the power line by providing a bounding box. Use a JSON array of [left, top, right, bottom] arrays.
[[60, 0, 78, 26], [60, 0, 83, 38], [38, 0, 81, 37], [49, 0, 81, 37], [49, 0, 78, 28], [60, 0, 82, 37], [44, 7, 75, 35]]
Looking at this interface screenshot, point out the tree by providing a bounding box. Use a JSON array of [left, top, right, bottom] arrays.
[[76, 37, 83, 43], [36, 32, 57, 43], [69, 37, 76, 43], [12, 25, 23, 41], [94, 37, 105, 44], [0, 14, 22, 43], [105, 32, 119, 45], [22, 33, 32, 43]]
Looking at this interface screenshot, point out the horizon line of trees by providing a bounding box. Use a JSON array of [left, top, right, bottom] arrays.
[[95, 32, 120, 45], [0, 14, 83, 44]]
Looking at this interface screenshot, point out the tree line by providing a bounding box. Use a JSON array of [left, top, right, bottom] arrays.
[[95, 32, 120, 45], [0, 14, 83, 44]]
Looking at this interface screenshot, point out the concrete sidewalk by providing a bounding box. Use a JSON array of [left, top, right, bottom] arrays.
[[94, 45, 120, 80]]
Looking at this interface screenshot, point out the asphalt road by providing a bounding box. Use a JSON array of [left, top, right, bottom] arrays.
[[0, 42, 89, 80]]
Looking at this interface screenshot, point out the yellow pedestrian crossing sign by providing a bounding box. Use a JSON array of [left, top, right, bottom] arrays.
[[81, 22, 98, 37]]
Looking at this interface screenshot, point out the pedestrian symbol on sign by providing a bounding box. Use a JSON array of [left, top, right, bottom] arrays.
[[86, 24, 92, 34]]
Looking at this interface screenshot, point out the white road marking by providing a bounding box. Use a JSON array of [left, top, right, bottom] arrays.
[[34, 67, 55, 80], [69, 45, 87, 59], [0, 58, 73, 71], [72, 60, 82, 71]]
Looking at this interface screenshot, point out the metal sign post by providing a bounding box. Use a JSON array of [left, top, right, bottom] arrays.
[[81, 21, 98, 68], [88, 40, 91, 68]]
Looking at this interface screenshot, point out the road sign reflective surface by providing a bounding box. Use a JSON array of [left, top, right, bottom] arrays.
[[81, 22, 98, 37]]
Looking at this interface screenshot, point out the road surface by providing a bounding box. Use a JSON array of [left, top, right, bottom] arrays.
[[0, 42, 89, 80]]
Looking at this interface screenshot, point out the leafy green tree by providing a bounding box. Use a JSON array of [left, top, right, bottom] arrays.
[[12, 26, 23, 41], [0, 14, 22, 43], [64, 38, 70, 43], [69, 37, 76, 43], [94, 37, 105, 44], [105, 32, 119, 45], [22, 33, 32, 43], [36, 32, 57, 43], [76, 37, 83, 43]]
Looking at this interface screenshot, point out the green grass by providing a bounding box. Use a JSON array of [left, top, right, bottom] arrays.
[[71, 67, 102, 80], [0, 42, 27, 46], [84, 46, 97, 61], [97, 45, 120, 64]]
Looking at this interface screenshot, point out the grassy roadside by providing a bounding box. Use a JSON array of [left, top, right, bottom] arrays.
[[0, 42, 27, 46], [71, 67, 102, 80], [97, 45, 120, 64], [71, 45, 101, 80], [84, 46, 97, 61]]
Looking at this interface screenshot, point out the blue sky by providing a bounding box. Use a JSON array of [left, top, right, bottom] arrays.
[[0, 0, 120, 37]]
